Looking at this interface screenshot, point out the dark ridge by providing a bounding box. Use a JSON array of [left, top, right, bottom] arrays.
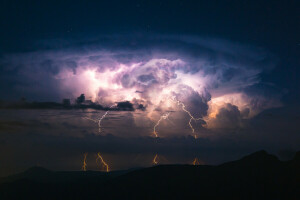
[[235, 150, 277, 163], [291, 151, 300, 166], [0, 150, 299, 199], [293, 151, 300, 161], [23, 166, 52, 175], [239, 150, 278, 161], [0, 166, 54, 184], [219, 150, 279, 167]]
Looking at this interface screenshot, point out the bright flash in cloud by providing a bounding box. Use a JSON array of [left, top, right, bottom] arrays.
[[1, 35, 281, 137]]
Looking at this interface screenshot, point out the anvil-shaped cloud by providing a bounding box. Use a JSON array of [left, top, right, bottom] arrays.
[[0, 35, 282, 135]]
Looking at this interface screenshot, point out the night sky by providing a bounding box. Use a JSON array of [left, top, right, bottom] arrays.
[[0, 0, 299, 176]]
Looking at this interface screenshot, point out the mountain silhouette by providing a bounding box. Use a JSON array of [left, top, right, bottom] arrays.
[[0, 150, 299, 199], [292, 151, 300, 164]]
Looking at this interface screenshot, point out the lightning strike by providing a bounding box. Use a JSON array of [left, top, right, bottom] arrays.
[[192, 158, 200, 165], [82, 153, 88, 171], [83, 117, 98, 123], [84, 105, 115, 133], [96, 152, 110, 172], [153, 154, 159, 165], [172, 96, 202, 138], [97, 106, 113, 133], [153, 112, 170, 137]]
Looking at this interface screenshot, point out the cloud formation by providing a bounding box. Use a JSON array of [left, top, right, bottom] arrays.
[[0, 35, 282, 134]]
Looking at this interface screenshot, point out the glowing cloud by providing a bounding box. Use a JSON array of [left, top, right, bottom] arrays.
[[0, 35, 281, 137]]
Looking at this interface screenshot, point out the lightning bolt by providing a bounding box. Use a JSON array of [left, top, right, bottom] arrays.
[[96, 152, 109, 172], [84, 105, 115, 133], [82, 153, 88, 171], [153, 112, 170, 137], [192, 158, 200, 165], [171, 96, 202, 138], [83, 117, 98, 123], [153, 154, 159, 165]]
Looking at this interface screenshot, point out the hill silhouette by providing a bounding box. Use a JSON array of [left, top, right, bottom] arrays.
[[0, 150, 299, 199]]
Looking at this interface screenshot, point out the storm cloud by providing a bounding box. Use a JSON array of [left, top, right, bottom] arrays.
[[0, 35, 282, 134]]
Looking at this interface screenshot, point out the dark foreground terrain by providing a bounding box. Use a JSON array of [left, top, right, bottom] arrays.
[[0, 150, 299, 199]]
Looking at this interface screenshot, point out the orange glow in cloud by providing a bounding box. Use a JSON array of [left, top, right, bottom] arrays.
[[54, 56, 277, 136]]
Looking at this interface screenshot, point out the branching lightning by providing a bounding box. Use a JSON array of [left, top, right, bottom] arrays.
[[84, 105, 115, 133], [83, 117, 98, 123], [82, 153, 88, 171], [192, 158, 200, 165], [96, 152, 110, 172], [153, 154, 159, 165], [153, 112, 170, 137], [171, 96, 202, 138], [97, 108, 112, 133]]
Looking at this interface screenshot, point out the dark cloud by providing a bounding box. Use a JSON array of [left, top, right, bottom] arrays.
[[136, 104, 146, 111], [173, 84, 211, 118], [210, 103, 242, 129], [117, 101, 134, 111]]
